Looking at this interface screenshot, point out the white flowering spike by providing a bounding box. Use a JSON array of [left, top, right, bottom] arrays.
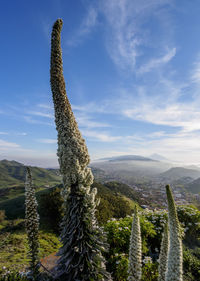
[[50, 19, 93, 191], [25, 167, 40, 278], [158, 223, 169, 281], [128, 206, 142, 281], [50, 19, 111, 280], [165, 185, 183, 281]]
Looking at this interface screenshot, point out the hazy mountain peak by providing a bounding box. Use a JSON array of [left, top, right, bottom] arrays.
[[98, 155, 157, 162], [150, 153, 168, 161]]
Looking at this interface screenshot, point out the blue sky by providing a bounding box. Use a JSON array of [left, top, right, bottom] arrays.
[[1, 0, 200, 167]]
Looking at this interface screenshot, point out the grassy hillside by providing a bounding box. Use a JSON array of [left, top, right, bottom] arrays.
[[0, 160, 61, 189], [0, 181, 140, 226], [0, 218, 61, 272], [0, 160, 61, 202]]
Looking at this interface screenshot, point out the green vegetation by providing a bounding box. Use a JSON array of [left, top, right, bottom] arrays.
[[0, 219, 61, 272], [0, 160, 61, 209], [1, 182, 200, 279]]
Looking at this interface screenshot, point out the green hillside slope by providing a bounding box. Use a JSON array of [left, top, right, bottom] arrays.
[[0, 160, 61, 189]]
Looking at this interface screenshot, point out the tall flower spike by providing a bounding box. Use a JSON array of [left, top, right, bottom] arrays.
[[165, 185, 183, 281], [25, 167, 40, 279], [158, 223, 169, 281], [50, 18, 93, 190], [50, 19, 111, 281], [128, 206, 142, 281]]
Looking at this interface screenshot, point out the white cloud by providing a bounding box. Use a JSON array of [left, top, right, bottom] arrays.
[[0, 132, 8, 135], [100, 0, 173, 71], [37, 139, 57, 144], [37, 103, 53, 110], [122, 101, 200, 132], [191, 55, 200, 83], [76, 115, 110, 129], [0, 139, 20, 148], [81, 129, 121, 142], [16, 132, 27, 136], [138, 47, 176, 74], [28, 111, 53, 119], [66, 6, 97, 46], [24, 116, 53, 126]]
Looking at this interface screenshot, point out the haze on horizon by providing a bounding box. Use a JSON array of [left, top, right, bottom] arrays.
[[1, 0, 200, 167]]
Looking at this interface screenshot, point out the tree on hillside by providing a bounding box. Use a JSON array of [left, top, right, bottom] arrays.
[[165, 185, 183, 281], [128, 206, 142, 281], [25, 167, 40, 279], [50, 19, 111, 280]]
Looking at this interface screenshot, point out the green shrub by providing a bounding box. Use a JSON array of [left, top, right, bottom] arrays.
[[0, 270, 28, 281], [104, 215, 156, 280], [183, 248, 200, 280]]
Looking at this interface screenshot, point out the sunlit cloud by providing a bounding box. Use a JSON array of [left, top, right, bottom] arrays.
[[0, 139, 20, 148]]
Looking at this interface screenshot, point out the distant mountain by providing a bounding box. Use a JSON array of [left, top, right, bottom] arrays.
[[172, 176, 194, 186], [0, 159, 61, 196], [159, 167, 200, 182], [91, 156, 172, 186], [185, 178, 200, 194], [99, 155, 157, 162], [150, 153, 169, 162]]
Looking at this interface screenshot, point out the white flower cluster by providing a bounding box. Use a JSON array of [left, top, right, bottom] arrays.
[[165, 185, 183, 281], [25, 167, 40, 276], [143, 256, 152, 264], [128, 207, 142, 281], [158, 223, 169, 281]]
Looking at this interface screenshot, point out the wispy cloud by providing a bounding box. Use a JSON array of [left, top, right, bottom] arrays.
[[24, 116, 53, 126], [81, 129, 121, 142], [28, 111, 53, 119], [100, 0, 173, 71], [66, 6, 98, 46], [77, 115, 110, 129], [122, 99, 200, 132], [0, 139, 20, 148], [37, 103, 53, 110], [191, 55, 200, 84], [138, 47, 176, 74], [37, 138, 57, 144]]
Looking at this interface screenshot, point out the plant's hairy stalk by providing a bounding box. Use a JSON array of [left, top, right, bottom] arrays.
[[165, 185, 183, 281], [25, 167, 40, 279], [50, 19, 111, 281], [128, 206, 142, 281], [158, 223, 169, 281]]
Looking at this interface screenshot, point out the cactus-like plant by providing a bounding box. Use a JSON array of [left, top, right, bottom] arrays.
[[128, 206, 142, 281], [165, 185, 183, 281], [50, 19, 111, 281], [158, 223, 169, 281], [25, 167, 40, 279]]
